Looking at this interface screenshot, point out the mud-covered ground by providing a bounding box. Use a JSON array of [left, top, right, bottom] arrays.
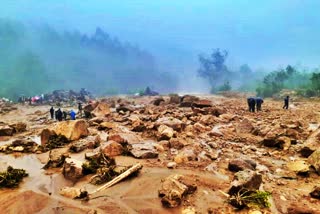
[[1, 95, 320, 214]]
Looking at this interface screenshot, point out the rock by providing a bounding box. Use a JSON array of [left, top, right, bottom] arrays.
[[174, 149, 197, 164], [262, 136, 291, 150], [152, 97, 165, 106], [228, 170, 262, 195], [10, 122, 27, 133], [43, 148, 69, 169], [0, 125, 14, 136], [167, 162, 177, 169], [158, 125, 174, 140], [158, 174, 197, 208], [308, 150, 320, 174], [69, 136, 100, 153], [83, 102, 99, 113], [40, 128, 56, 146], [108, 134, 126, 144], [287, 205, 318, 214], [300, 146, 315, 158], [228, 159, 256, 172], [155, 117, 183, 131], [101, 141, 124, 157], [192, 99, 212, 108], [180, 95, 200, 107], [287, 160, 310, 175], [130, 141, 158, 159], [63, 158, 84, 181], [236, 118, 254, 134], [91, 102, 111, 117], [193, 122, 210, 132], [182, 207, 196, 214], [52, 120, 89, 141], [310, 186, 320, 199], [98, 122, 115, 130], [12, 146, 24, 152], [59, 187, 82, 199], [219, 113, 235, 122], [169, 94, 181, 104], [89, 117, 105, 124], [169, 138, 188, 149]]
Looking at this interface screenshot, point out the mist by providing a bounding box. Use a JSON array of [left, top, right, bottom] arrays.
[[1, 0, 320, 98]]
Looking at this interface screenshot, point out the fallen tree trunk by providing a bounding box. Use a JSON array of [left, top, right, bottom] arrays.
[[89, 163, 142, 195]]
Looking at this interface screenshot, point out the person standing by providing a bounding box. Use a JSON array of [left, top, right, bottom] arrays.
[[50, 107, 54, 119], [70, 110, 76, 120], [56, 108, 63, 121], [255, 97, 264, 111], [283, 96, 289, 109], [78, 102, 83, 117]]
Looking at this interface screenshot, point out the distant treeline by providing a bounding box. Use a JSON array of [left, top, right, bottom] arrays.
[[0, 19, 177, 99], [197, 49, 320, 97]]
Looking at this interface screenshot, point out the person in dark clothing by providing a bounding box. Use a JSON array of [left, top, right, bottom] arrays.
[[283, 96, 289, 109], [255, 97, 264, 111], [50, 107, 54, 119], [247, 97, 256, 112], [70, 110, 76, 120], [56, 108, 63, 121], [63, 111, 68, 120], [78, 102, 83, 117]]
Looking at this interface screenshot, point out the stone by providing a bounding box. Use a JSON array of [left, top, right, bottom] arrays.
[[308, 150, 320, 174], [155, 117, 183, 131], [98, 122, 115, 130], [310, 186, 320, 199], [169, 94, 181, 104], [228, 170, 262, 195], [167, 162, 177, 169], [193, 122, 210, 132], [169, 138, 188, 149], [174, 149, 197, 164], [91, 102, 110, 117], [10, 122, 27, 133], [192, 99, 212, 108], [43, 148, 69, 169], [236, 118, 254, 134], [130, 141, 158, 159], [180, 95, 200, 107], [287, 160, 310, 175], [262, 136, 291, 150], [300, 146, 315, 158], [0, 125, 14, 136], [152, 97, 165, 106], [228, 159, 256, 172], [63, 158, 84, 181], [101, 141, 124, 157], [182, 207, 196, 214], [59, 187, 82, 199], [158, 174, 197, 208], [158, 125, 174, 140], [41, 121, 89, 147]]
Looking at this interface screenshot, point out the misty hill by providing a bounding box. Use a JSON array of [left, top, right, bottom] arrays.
[[0, 19, 176, 99]]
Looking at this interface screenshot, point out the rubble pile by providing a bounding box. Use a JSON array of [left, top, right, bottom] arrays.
[[1, 94, 320, 212]]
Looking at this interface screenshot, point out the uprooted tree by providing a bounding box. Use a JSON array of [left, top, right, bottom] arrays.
[[197, 48, 231, 93]]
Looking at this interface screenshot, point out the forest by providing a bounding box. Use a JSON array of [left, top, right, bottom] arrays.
[[0, 19, 177, 99]]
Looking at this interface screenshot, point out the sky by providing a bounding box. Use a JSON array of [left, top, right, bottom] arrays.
[[1, 0, 320, 72]]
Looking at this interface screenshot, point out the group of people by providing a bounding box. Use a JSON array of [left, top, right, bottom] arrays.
[[247, 96, 290, 112], [50, 107, 76, 121]]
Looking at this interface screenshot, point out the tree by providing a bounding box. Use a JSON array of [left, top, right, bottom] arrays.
[[198, 48, 229, 92]]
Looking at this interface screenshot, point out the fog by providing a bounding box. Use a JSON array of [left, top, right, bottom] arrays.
[[1, 0, 320, 98]]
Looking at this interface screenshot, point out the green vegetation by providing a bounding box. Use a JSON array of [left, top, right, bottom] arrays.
[[228, 189, 272, 209], [0, 19, 177, 100], [0, 166, 28, 188]]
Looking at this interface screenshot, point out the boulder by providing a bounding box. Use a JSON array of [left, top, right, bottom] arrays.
[[158, 125, 174, 140], [174, 149, 197, 164], [10, 122, 27, 133], [310, 186, 320, 199], [40, 128, 56, 146], [130, 141, 158, 159], [300, 146, 315, 158], [152, 97, 165, 106], [228, 159, 256, 172], [91, 102, 111, 117], [0, 125, 14, 136], [108, 134, 126, 144], [169, 138, 188, 149], [63, 158, 84, 181], [236, 118, 254, 134], [228, 170, 262, 195], [287, 160, 310, 175], [262, 136, 291, 150], [308, 150, 320, 174], [169, 94, 181, 104], [158, 174, 197, 208], [167, 162, 177, 169], [83, 102, 99, 113], [101, 141, 124, 157], [60, 187, 82, 199], [180, 95, 200, 107], [43, 148, 69, 169], [52, 120, 89, 141], [155, 117, 183, 131], [192, 99, 212, 108], [98, 122, 115, 130], [69, 136, 100, 153], [193, 122, 210, 132]]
